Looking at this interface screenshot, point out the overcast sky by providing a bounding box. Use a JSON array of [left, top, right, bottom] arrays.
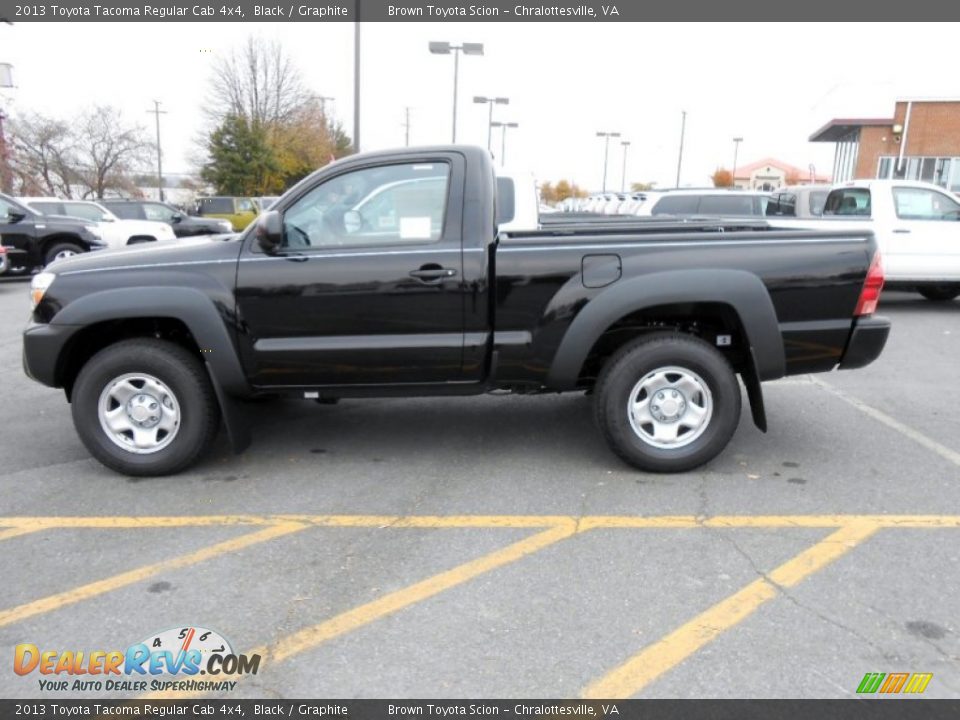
[[2, 21, 957, 191]]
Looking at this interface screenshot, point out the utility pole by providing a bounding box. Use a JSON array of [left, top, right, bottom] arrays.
[[402, 106, 411, 146], [146, 100, 167, 202], [0, 63, 13, 195], [675, 110, 687, 187]]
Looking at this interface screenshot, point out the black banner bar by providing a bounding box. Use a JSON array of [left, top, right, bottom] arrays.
[[2, 700, 959, 720], [1, 0, 958, 22]]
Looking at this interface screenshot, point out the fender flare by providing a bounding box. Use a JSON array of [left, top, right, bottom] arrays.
[[545, 268, 785, 390], [52, 287, 251, 451]]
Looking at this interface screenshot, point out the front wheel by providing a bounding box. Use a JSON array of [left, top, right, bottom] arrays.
[[595, 334, 742, 473], [71, 339, 220, 476], [917, 284, 960, 302], [44, 242, 84, 266]]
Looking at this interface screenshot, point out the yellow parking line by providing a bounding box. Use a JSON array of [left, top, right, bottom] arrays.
[[3, 514, 960, 531], [811, 376, 960, 468], [581, 521, 879, 699], [0, 522, 307, 629], [0, 526, 46, 542], [145, 520, 580, 699]]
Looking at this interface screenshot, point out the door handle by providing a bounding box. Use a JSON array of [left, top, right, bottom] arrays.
[[409, 265, 457, 282], [893, 228, 911, 234]]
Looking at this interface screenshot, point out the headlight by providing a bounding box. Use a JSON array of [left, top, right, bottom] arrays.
[[31, 272, 56, 310]]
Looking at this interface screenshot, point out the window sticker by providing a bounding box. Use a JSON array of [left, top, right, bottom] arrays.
[[399, 216, 432, 239]]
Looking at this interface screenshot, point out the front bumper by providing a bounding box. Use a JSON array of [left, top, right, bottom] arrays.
[[839, 315, 891, 370], [22, 321, 79, 387]]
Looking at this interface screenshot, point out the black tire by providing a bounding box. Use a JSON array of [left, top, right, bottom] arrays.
[[594, 333, 741, 473], [44, 242, 85, 266], [917, 284, 960, 302], [71, 339, 220, 476]]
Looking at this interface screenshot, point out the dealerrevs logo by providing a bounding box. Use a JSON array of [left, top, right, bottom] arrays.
[[14, 626, 260, 693]]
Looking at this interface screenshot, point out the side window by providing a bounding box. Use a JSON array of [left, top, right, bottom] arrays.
[[698, 195, 757, 216], [143, 203, 176, 222], [0, 197, 24, 219], [823, 188, 871, 216], [237, 199, 255, 213], [892, 187, 960, 221], [64, 203, 107, 221], [651, 195, 698, 215], [105, 203, 142, 220], [29, 202, 65, 216], [281, 162, 451, 250], [808, 191, 828, 216]]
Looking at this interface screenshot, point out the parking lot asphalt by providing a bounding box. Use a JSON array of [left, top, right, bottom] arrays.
[[1, 276, 958, 700]]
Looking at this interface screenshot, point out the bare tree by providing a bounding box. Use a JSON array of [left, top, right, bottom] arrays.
[[72, 106, 151, 198], [8, 112, 76, 196], [208, 36, 310, 126]]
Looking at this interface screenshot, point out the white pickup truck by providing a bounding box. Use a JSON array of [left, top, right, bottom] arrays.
[[768, 179, 960, 301]]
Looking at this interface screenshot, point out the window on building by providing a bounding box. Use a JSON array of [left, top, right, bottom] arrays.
[[877, 155, 960, 192]]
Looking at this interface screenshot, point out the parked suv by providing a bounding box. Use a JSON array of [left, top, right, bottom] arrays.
[[20, 198, 176, 248], [637, 190, 771, 217], [194, 196, 257, 231], [765, 185, 831, 219], [0, 192, 106, 272], [100, 199, 234, 237]]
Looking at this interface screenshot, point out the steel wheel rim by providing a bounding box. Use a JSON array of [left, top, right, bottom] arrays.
[[97, 373, 181, 454], [627, 365, 713, 449]]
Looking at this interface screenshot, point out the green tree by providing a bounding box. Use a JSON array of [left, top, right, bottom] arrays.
[[201, 115, 280, 195], [630, 181, 657, 191]]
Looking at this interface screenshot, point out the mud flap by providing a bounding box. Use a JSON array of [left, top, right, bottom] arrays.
[[743, 347, 768, 433], [206, 364, 252, 453]]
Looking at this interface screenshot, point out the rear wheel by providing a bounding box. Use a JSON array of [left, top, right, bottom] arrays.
[[44, 242, 84, 265], [918, 284, 960, 302], [71, 339, 220, 476], [595, 333, 741, 473]]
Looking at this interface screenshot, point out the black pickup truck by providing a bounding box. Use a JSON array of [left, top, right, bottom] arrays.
[[22, 146, 890, 477]]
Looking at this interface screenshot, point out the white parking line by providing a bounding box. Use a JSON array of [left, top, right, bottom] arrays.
[[811, 376, 960, 468]]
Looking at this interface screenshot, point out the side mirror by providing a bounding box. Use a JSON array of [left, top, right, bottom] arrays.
[[256, 210, 283, 253], [343, 209, 362, 234], [171, 213, 183, 223]]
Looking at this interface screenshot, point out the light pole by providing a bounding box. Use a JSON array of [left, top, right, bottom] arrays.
[[473, 96, 508, 151], [732, 136, 743, 188], [620, 140, 631, 193], [353, 8, 360, 152], [0, 62, 13, 195], [402, 106, 411, 146], [596, 131, 620, 193], [146, 100, 167, 202], [491, 121, 518, 166], [675, 111, 686, 187], [429, 41, 484, 143]]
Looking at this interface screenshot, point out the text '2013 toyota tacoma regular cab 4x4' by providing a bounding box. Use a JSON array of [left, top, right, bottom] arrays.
[[23, 146, 890, 476]]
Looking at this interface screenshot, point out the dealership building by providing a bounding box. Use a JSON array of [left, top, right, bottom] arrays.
[[810, 98, 960, 192]]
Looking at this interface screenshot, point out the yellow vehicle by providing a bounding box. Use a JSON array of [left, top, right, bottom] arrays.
[[195, 196, 257, 231]]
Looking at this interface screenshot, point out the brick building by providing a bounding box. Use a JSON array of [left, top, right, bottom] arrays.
[[810, 99, 960, 192]]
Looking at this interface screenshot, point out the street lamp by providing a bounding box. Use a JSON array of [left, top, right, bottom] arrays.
[[675, 111, 687, 187], [146, 100, 167, 202], [0, 63, 15, 195], [620, 140, 631, 193], [473, 96, 509, 151], [732, 136, 743, 188], [490, 121, 518, 166], [429, 41, 484, 143], [596, 131, 621, 193]]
